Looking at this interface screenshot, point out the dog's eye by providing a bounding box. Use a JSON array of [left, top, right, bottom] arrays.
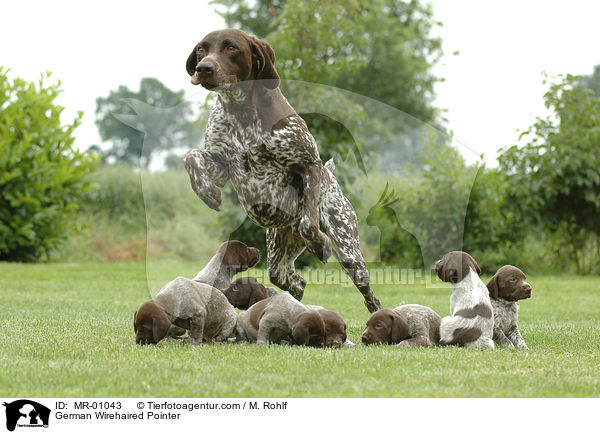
[[509, 277, 517, 283], [375, 323, 383, 330], [226, 44, 237, 52], [232, 285, 239, 292], [197, 46, 205, 54]]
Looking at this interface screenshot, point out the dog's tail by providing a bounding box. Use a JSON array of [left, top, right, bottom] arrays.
[[324, 158, 335, 172]]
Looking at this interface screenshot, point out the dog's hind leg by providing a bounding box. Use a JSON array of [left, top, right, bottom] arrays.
[[266, 226, 307, 300], [319, 179, 382, 313]]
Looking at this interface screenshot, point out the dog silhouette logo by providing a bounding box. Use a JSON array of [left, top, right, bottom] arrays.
[[3, 400, 50, 431]]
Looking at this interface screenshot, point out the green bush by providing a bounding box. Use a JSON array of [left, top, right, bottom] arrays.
[[0, 69, 98, 261]]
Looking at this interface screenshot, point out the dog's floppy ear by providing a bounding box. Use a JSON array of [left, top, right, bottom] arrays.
[[186, 45, 198, 76], [487, 274, 499, 299], [292, 321, 310, 346], [389, 311, 410, 344], [248, 280, 267, 307], [467, 253, 481, 275], [250, 35, 279, 89], [133, 310, 138, 333], [152, 314, 171, 344]]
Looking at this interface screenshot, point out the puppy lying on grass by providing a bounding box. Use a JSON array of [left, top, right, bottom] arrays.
[[487, 265, 532, 350], [236, 293, 348, 348], [134, 277, 237, 345], [361, 305, 441, 346], [436, 251, 495, 349]]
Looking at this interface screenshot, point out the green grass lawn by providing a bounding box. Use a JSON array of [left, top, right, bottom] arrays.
[[1, 261, 599, 397]]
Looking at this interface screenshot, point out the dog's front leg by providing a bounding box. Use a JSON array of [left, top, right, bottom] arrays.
[[297, 162, 331, 263], [184, 148, 228, 211], [493, 326, 515, 348], [507, 326, 529, 350], [188, 312, 206, 345]]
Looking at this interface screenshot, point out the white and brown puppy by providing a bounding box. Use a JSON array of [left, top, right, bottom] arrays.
[[192, 240, 261, 290], [134, 277, 237, 345], [487, 265, 532, 350], [223, 276, 279, 309], [361, 305, 441, 347], [435, 251, 495, 349], [236, 293, 325, 347]]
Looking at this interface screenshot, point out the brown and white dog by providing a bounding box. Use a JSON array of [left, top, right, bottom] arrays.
[[235, 293, 325, 347], [192, 240, 261, 290], [133, 277, 237, 345], [361, 305, 441, 347], [435, 251, 495, 349], [223, 276, 279, 309], [487, 265, 532, 350], [184, 29, 381, 313]]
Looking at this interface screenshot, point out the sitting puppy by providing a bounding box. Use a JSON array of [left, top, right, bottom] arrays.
[[435, 251, 495, 349], [236, 293, 325, 347], [134, 277, 237, 345], [192, 240, 261, 290], [223, 276, 279, 309], [487, 265, 532, 350], [361, 305, 441, 346]]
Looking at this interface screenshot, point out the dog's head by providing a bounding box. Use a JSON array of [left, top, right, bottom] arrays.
[[223, 276, 268, 309], [218, 240, 261, 273], [316, 309, 347, 348], [133, 300, 171, 345], [435, 251, 481, 284], [186, 29, 280, 91], [487, 265, 532, 301], [292, 311, 326, 348], [361, 308, 410, 345]]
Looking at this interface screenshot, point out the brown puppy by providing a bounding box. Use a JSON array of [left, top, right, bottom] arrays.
[[362, 308, 410, 345], [223, 276, 279, 309], [236, 293, 325, 346], [362, 304, 441, 346], [291, 311, 326, 348], [134, 277, 237, 345], [487, 265, 532, 350], [306, 306, 348, 348]]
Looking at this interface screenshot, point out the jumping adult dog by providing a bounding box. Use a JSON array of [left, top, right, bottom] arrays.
[[184, 29, 382, 312]]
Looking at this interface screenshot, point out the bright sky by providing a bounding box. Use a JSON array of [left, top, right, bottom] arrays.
[[1, 0, 599, 166]]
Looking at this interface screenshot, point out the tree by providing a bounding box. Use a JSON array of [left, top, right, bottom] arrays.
[[95, 78, 199, 167], [580, 64, 600, 98], [499, 74, 600, 274], [0, 68, 98, 261]]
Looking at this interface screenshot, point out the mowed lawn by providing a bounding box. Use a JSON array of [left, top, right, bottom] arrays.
[[1, 261, 599, 397]]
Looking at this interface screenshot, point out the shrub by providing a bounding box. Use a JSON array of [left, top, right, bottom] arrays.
[[0, 69, 98, 261]]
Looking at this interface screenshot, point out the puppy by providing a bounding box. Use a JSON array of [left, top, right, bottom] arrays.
[[361, 304, 441, 346], [192, 240, 261, 290], [223, 276, 279, 309], [134, 277, 237, 345], [235, 293, 325, 347], [306, 305, 349, 348], [435, 251, 494, 349], [487, 265, 532, 350]]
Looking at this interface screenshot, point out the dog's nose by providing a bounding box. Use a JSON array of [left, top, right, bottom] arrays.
[[361, 333, 369, 344], [196, 61, 215, 75]]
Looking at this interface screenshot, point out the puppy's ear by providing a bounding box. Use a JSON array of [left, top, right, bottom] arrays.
[[250, 36, 279, 89], [186, 45, 198, 76], [248, 281, 266, 307], [133, 310, 138, 333], [292, 322, 310, 346], [487, 274, 499, 299], [468, 254, 481, 275], [390, 312, 410, 344], [152, 314, 171, 344]]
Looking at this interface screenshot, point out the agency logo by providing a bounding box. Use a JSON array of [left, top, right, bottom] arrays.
[[2, 400, 50, 432]]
